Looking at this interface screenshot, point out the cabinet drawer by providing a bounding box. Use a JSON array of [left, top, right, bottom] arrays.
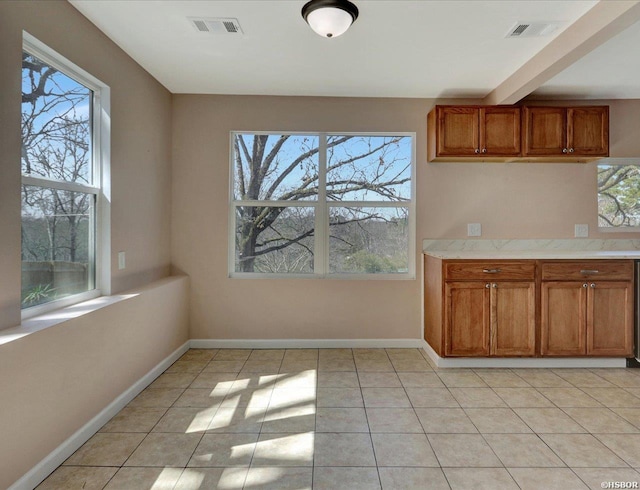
[[445, 262, 535, 281], [541, 261, 633, 281]]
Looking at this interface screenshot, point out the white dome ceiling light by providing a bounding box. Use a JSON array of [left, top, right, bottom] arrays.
[[301, 0, 359, 38]]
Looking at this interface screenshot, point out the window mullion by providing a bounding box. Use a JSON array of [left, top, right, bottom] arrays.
[[327, 201, 409, 208], [316, 134, 328, 276], [21, 175, 99, 195]]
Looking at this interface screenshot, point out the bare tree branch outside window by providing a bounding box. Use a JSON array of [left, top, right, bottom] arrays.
[[598, 164, 640, 228], [232, 133, 413, 275], [21, 51, 95, 308]]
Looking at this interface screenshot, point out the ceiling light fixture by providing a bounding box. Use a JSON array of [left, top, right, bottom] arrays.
[[301, 0, 359, 38]]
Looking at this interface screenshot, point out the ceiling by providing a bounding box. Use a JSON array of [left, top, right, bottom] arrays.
[[533, 17, 640, 99], [68, 0, 638, 99]]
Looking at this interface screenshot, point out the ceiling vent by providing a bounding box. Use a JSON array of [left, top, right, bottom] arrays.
[[506, 22, 563, 38], [188, 17, 243, 35]]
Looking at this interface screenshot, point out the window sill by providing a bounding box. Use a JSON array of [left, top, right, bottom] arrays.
[[0, 293, 137, 347], [598, 226, 640, 233], [229, 273, 416, 280]]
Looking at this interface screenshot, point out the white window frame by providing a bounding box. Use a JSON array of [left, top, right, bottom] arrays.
[[229, 131, 416, 280], [597, 158, 640, 233], [21, 32, 111, 320]]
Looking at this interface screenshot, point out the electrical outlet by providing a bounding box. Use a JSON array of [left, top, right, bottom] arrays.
[[118, 251, 126, 270], [467, 223, 482, 237], [575, 224, 589, 238]]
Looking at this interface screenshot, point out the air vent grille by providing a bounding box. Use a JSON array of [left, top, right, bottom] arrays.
[[188, 17, 243, 35], [510, 24, 530, 36], [223, 21, 238, 33], [506, 21, 563, 38], [193, 19, 208, 32]]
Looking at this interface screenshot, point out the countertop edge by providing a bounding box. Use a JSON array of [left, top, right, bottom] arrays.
[[423, 251, 640, 260]]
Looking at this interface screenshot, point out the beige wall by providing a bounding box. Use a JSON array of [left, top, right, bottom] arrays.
[[0, 276, 190, 489], [0, 2, 184, 487], [0, 0, 173, 330], [172, 95, 640, 340]]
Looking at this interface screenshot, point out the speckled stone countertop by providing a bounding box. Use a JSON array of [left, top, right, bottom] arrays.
[[422, 239, 640, 260]]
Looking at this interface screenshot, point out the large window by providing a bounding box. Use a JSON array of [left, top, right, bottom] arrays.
[[21, 34, 109, 316], [230, 132, 415, 278], [598, 160, 640, 229]]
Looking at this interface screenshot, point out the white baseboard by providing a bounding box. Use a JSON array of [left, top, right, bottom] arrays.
[[190, 338, 424, 349], [9, 341, 190, 490], [421, 340, 627, 368]]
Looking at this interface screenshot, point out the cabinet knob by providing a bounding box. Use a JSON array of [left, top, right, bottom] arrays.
[[582, 283, 588, 288], [590, 283, 596, 288], [492, 283, 497, 288], [569, 148, 575, 153], [562, 148, 568, 153], [485, 283, 490, 288], [482, 148, 487, 153], [475, 148, 480, 154]]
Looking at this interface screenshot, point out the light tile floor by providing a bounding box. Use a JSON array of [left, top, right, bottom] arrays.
[[38, 348, 640, 489]]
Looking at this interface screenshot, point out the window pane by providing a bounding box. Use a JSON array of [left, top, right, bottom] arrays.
[[21, 185, 95, 308], [326, 135, 412, 201], [235, 206, 315, 273], [598, 164, 640, 227], [329, 207, 409, 274], [22, 52, 93, 185], [233, 134, 319, 201]]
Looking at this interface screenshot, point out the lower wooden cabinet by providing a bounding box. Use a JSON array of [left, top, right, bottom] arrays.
[[541, 280, 633, 356], [445, 282, 490, 356], [588, 281, 634, 356], [445, 281, 535, 357], [541, 282, 587, 356], [424, 258, 536, 358], [425, 256, 634, 358], [492, 281, 536, 356]]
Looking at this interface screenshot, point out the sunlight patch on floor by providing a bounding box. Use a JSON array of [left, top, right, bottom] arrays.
[[150, 468, 184, 489]]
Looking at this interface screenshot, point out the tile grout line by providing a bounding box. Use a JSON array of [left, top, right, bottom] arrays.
[[309, 352, 319, 490], [550, 380, 640, 466], [39, 348, 640, 489], [499, 373, 632, 478], [170, 348, 219, 489], [111, 354, 199, 479], [388, 348, 451, 483], [243, 348, 285, 489], [453, 383, 507, 472], [206, 348, 251, 489], [103, 349, 214, 488], [360, 373, 384, 490]]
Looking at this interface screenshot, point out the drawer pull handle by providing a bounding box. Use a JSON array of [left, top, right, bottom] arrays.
[[482, 269, 501, 274], [580, 270, 599, 274]]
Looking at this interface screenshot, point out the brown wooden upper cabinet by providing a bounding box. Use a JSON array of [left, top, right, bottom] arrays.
[[523, 106, 609, 157], [428, 106, 521, 161]]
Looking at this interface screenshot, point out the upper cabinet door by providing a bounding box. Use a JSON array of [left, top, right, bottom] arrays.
[[480, 107, 521, 156], [567, 107, 609, 156], [437, 106, 480, 156], [523, 107, 566, 156]]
